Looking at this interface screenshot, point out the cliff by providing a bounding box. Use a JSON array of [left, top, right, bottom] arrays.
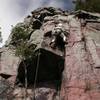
[[0, 7, 100, 100]]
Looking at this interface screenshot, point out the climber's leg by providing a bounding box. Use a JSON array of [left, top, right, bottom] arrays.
[[60, 33, 67, 43], [50, 36, 57, 48]]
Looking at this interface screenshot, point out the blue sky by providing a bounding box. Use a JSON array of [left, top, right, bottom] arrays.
[[0, 0, 74, 47]]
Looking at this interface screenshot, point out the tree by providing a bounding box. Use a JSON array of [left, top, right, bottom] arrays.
[[75, 0, 100, 13], [0, 27, 2, 43], [11, 23, 36, 60], [11, 24, 36, 99]]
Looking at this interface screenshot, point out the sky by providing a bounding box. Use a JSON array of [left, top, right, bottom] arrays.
[[0, 0, 74, 47]]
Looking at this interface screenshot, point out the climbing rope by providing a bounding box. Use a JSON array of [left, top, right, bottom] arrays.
[[22, 49, 41, 100], [22, 16, 42, 100], [22, 60, 28, 100], [33, 49, 41, 99]]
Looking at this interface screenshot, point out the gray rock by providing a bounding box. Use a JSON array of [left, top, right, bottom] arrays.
[[0, 47, 20, 76]]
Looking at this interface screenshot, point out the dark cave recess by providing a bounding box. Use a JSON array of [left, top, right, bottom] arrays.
[[16, 49, 64, 87]]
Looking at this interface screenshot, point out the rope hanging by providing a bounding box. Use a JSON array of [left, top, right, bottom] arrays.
[[23, 49, 41, 100], [23, 60, 28, 100], [33, 49, 41, 99]]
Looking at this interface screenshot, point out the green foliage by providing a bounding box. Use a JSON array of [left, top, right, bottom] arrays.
[[11, 23, 36, 60], [75, 0, 100, 13], [15, 41, 36, 60], [11, 24, 31, 45], [0, 27, 2, 43]]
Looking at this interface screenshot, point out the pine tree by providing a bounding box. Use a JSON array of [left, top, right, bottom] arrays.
[[75, 0, 100, 13], [0, 27, 2, 43]]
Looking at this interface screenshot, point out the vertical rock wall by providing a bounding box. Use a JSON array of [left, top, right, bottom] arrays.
[[0, 8, 100, 100], [61, 14, 100, 100]]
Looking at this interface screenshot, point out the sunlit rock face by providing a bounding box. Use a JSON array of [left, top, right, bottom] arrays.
[[61, 11, 100, 100], [0, 7, 100, 100]]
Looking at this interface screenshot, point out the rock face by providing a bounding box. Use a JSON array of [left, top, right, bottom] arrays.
[[61, 11, 100, 100], [0, 8, 100, 100], [0, 47, 20, 76]]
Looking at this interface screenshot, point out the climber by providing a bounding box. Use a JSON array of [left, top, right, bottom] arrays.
[[50, 23, 68, 48]]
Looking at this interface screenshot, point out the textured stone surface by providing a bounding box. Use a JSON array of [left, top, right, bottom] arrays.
[[13, 84, 59, 100], [61, 12, 100, 100], [0, 7, 100, 100], [0, 47, 20, 76], [0, 7, 65, 100]]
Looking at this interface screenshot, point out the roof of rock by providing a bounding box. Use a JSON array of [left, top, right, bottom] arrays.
[[74, 10, 100, 21]]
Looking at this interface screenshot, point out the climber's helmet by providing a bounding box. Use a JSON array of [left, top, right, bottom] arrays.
[[54, 23, 63, 34], [56, 23, 63, 28]]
